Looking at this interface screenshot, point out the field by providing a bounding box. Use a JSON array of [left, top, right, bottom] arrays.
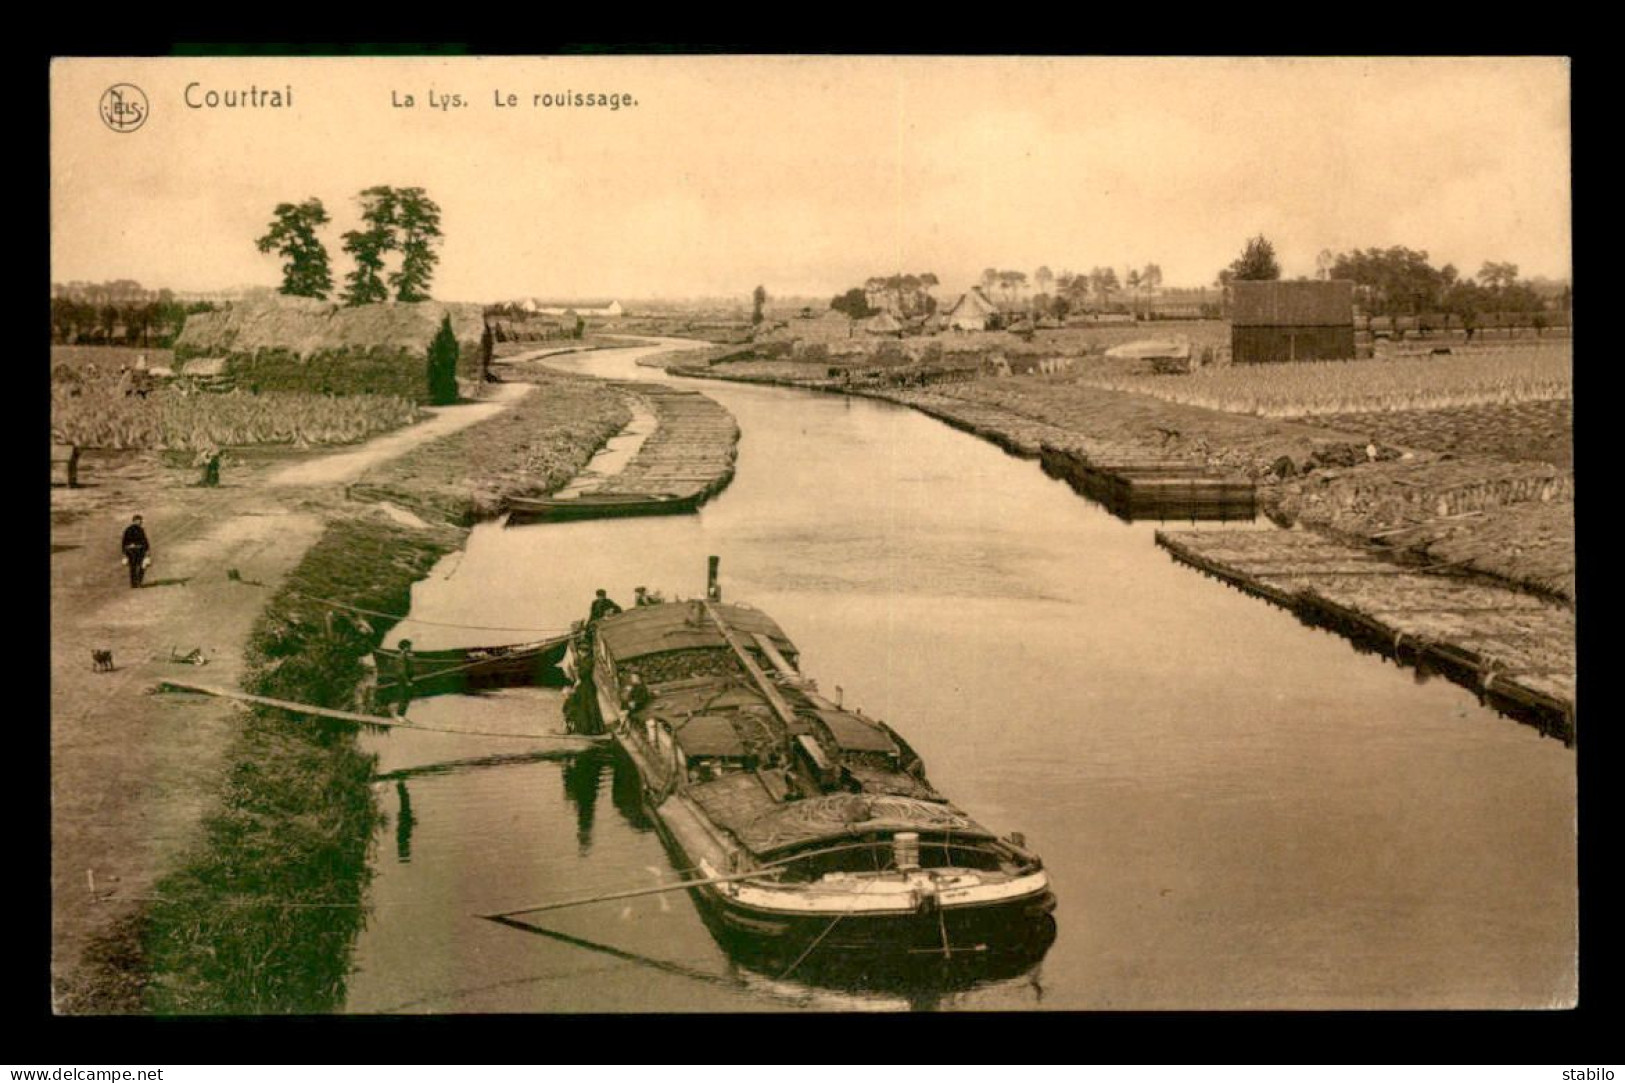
[[1074, 344, 1571, 418], [1308, 400, 1573, 469], [52, 384, 422, 452], [961, 319, 1230, 356], [51, 345, 176, 373]]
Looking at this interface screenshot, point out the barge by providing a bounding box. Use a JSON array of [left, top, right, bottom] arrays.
[[567, 588, 1057, 965], [506, 491, 704, 523]]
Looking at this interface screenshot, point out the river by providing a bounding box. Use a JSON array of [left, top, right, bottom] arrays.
[[344, 339, 1576, 1012]]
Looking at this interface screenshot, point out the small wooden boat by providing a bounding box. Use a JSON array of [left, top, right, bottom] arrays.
[[568, 593, 1057, 966], [374, 633, 572, 699], [506, 490, 704, 523]]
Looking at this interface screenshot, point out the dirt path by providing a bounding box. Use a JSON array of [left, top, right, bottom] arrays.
[[50, 389, 535, 1011], [267, 383, 533, 486]]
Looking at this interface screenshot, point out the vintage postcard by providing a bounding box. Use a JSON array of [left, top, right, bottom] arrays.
[[49, 54, 1574, 1015]]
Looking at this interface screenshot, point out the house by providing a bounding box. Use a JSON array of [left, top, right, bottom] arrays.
[[787, 310, 855, 342], [1230, 281, 1355, 364], [863, 311, 904, 336], [943, 288, 999, 331]]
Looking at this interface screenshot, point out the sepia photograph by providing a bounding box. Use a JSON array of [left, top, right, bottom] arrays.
[[48, 54, 1575, 1016]]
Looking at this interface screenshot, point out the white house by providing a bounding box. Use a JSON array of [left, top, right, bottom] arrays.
[[526, 299, 623, 318]]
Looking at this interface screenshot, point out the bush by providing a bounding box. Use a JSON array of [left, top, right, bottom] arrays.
[[225, 347, 426, 401], [427, 316, 460, 405], [872, 340, 906, 365]]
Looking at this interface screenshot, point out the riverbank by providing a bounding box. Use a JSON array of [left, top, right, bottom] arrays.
[[587, 382, 739, 506], [347, 371, 632, 525], [660, 359, 1576, 733], [50, 366, 647, 1012]]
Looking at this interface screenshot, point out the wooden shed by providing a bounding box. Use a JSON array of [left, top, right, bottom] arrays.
[[1230, 280, 1355, 364]]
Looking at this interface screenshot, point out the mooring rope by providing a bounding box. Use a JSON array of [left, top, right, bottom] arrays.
[[374, 638, 570, 690], [777, 912, 847, 981], [284, 589, 569, 635]]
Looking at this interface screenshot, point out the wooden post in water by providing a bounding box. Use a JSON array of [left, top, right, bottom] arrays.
[[707, 555, 721, 602]]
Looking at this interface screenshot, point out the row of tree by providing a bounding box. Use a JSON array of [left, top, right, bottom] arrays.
[[255, 186, 444, 306], [828, 264, 1169, 322], [981, 265, 1165, 314], [50, 291, 215, 347], [1326, 248, 1561, 324], [1217, 234, 1568, 328]]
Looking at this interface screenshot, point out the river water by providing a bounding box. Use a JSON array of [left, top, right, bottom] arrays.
[[344, 339, 1576, 1012]]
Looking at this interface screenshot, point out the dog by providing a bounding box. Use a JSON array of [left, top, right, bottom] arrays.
[[91, 649, 115, 672]]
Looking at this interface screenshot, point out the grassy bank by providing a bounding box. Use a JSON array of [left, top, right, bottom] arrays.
[[142, 514, 461, 1014], [130, 371, 633, 1013], [349, 371, 631, 524]]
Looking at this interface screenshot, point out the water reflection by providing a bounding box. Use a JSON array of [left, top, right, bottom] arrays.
[[609, 746, 654, 832], [394, 780, 416, 864], [704, 907, 1058, 1009], [560, 747, 606, 855], [345, 339, 1575, 1012]]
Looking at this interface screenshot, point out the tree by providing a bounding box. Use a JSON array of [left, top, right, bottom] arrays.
[[830, 288, 875, 319], [1058, 271, 1091, 311], [1138, 263, 1164, 320], [1331, 246, 1444, 318], [1477, 261, 1520, 292], [255, 198, 334, 299], [995, 270, 1028, 308], [1228, 235, 1281, 281], [426, 315, 459, 405], [1089, 266, 1120, 310], [389, 187, 443, 302], [341, 186, 398, 306], [751, 285, 768, 326]]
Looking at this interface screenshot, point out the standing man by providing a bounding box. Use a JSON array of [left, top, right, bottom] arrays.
[[121, 515, 150, 588], [393, 640, 416, 715], [589, 589, 622, 623], [394, 639, 416, 717], [197, 443, 223, 487]]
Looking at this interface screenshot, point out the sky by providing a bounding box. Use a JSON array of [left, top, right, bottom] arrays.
[[51, 56, 1572, 303]]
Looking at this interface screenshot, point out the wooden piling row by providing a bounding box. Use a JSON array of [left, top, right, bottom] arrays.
[[1040, 444, 1256, 523], [1155, 529, 1576, 743], [595, 384, 740, 507]]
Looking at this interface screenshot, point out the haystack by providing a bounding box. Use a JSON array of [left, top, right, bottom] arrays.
[[173, 296, 489, 401], [176, 297, 486, 359]]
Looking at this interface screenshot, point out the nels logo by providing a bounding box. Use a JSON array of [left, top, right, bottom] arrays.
[[99, 84, 149, 133]]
